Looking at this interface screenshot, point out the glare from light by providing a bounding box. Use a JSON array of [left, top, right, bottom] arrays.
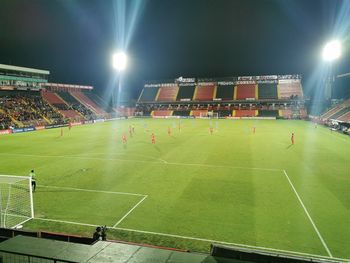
[[322, 40, 341, 61], [112, 52, 127, 71]]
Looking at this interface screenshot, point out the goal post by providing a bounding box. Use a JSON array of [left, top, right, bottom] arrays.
[[0, 175, 34, 229]]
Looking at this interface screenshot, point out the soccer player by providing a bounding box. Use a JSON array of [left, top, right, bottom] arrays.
[[60, 127, 63, 137], [151, 133, 156, 144], [167, 126, 172, 136], [132, 125, 135, 134], [291, 133, 295, 145], [129, 126, 133, 138], [253, 126, 256, 134], [29, 170, 36, 192], [68, 122, 72, 130], [209, 126, 213, 135], [122, 133, 127, 144]]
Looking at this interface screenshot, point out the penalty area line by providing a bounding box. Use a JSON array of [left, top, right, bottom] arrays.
[[283, 170, 333, 258], [39, 185, 146, 197], [113, 195, 148, 227]]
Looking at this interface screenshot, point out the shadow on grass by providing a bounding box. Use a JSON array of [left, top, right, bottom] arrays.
[[286, 144, 294, 149]]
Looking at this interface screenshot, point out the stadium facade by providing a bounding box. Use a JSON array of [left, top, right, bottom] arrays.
[[136, 74, 307, 119]]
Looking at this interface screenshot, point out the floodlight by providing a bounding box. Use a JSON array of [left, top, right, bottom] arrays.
[[322, 40, 341, 61], [112, 52, 127, 71]]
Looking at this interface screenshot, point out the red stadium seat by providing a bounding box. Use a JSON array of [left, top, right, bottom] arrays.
[[41, 91, 66, 104], [234, 110, 256, 117], [152, 110, 173, 116], [194, 85, 215, 101], [191, 110, 208, 117], [157, 86, 179, 101], [236, 84, 256, 100]]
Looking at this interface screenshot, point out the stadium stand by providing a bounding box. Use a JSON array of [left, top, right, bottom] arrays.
[[0, 92, 64, 126], [70, 91, 106, 115], [156, 85, 179, 101], [57, 91, 94, 118], [328, 107, 350, 120], [191, 110, 208, 117], [217, 110, 231, 117], [194, 85, 215, 101], [56, 91, 79, 104], [83, 92, 112, 112], [136, 75, 307, 119], [234, 110, 257, 117], [176, 85, 196, 101], [258, 110, 279, 117], [173, 110, 190, 116], [215, 85, 234, 100], [321, 98, 350, 120], [41, 91, 82, 119], [235, 84, 256, 100], [258, 83, 278, 99], [280, 109, 293, 119], [115, 107, 135, 117], [0, 110, 12, 130], [139, 87, 159, 102], [41, 90, 65, 105], [278, 80, 303, 99], [152, 110, 173, 116], [338, 111, 350, 122]]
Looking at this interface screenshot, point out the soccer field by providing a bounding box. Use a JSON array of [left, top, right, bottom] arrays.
[[0, 119, 350, 259]]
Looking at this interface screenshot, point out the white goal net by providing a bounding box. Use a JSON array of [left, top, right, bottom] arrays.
[[0, 175, 34, 228]]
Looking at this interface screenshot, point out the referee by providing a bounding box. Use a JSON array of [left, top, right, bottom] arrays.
[[29, 170, 36, 192]]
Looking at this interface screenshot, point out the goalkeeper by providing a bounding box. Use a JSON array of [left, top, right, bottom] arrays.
[[29, 170, 36, 192]]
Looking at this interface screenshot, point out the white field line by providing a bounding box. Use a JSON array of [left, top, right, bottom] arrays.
[[29, 217, 347, 262], [283, 170, 333, 258], [69, 152, 168, 164], [0, 152, 280, 172], [12, 217, 33, 229], [113, 195, 148, 227], [39, 185, 146, 197], [35, 217, 100, 228]]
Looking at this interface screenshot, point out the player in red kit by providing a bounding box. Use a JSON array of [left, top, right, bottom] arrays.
[[291, 133, 295, 145], [151, 133, 156, 144], [122, 133, 127, 144]]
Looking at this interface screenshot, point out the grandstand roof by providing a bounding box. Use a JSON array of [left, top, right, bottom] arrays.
[[0, 236, 243, 263], [0, 64, 50, 75]]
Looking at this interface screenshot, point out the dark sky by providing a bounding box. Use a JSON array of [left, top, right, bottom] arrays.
[[0, 0, 349, 100]]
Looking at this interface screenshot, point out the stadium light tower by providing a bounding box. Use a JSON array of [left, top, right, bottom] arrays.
[[322, 40, 342, 100], [112, 51, 127, 71], [322, 40, 341, 62]]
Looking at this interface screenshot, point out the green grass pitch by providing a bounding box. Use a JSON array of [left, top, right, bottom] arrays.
[[0, 118, 349, 259]]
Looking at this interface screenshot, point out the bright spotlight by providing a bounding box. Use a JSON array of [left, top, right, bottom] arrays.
[[322, 40, 341, 61], [112, 52, 127, 71]]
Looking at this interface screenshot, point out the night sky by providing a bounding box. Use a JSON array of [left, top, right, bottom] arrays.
[[0, 0, 349, 100]]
